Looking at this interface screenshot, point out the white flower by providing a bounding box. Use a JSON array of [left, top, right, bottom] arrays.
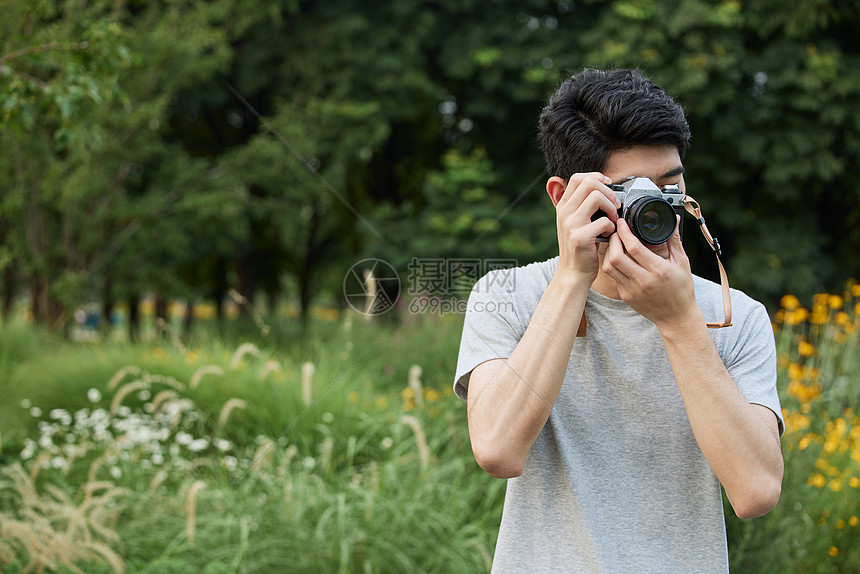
[[380, 437, 394, 450], [87, 388, 102, 403], [188, 438, 209, 452], [29, 407, 42, 418], [20, 440, 35, 460], [109, 466, 122, 479], [20, 399, 31, 409], [49, 409, 67, 420]]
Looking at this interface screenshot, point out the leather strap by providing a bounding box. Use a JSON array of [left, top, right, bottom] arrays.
[[683, 196, 732, 328]]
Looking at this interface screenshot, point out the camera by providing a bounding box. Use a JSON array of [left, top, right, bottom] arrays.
[[592, 177, 685, 245]]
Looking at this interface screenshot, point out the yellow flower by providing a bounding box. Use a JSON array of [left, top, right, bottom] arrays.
[[788, 363, 804, 381], [781, 294, 800, 310], [829, 479, 843, 492], [811, 309, 829, 324], [401, 387, 414, 400], [850, 515, 859, 527], [836, 311, 850, 326], [348, 391, 360, 403], [829, 546, 839, 557], [785, 412, 811, 433], [850, 477, 860, 488], [785, 308, 809, 326], [808, 473, 826, 488], [836, 519, 846, 529], [798, 340, 815, 358], [853, 283, 860, 297], [788, 380, 822, 403], [424, 388, 441, 403], [828, 294, 844, 309]]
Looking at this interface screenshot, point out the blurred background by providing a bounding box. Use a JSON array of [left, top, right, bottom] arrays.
[[2, 0, 859, 332], [1, 1, 859, 573]]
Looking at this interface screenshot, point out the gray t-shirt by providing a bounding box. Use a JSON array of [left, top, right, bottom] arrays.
[[454, 256, 783, 573]]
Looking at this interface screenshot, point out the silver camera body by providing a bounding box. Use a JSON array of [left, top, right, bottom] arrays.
[[597, 177, 686, 245]]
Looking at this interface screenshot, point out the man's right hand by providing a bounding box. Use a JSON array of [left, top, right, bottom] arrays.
[[547, 172, 621, 284]]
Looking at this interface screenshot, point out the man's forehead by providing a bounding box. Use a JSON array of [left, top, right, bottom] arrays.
[[604, 145, 685, 182]]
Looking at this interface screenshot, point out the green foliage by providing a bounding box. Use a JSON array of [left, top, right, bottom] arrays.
[[2, 0, 860, 321]]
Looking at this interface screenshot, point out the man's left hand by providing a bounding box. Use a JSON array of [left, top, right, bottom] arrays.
[[601, 217, 701, 329]]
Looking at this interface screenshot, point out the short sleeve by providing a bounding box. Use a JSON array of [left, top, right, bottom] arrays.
[[721, 301, 784, 436], [453, 270, 526, 401]]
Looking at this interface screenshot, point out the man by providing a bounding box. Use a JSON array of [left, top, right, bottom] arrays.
[[454, 68, 784, 572]]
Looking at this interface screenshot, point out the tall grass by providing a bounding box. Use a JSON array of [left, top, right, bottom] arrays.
[[0, 312, 497, 573]]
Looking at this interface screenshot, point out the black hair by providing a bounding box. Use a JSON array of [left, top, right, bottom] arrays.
[[538, 68, 691, 178]]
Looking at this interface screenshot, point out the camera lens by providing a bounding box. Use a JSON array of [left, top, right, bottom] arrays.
[[625, 197, 676, 245]]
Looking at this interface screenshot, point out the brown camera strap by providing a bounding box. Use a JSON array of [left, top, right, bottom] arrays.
[[683, 196, 732, 328]]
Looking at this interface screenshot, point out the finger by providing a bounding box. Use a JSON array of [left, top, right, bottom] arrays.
[[602, 230, 637, 282], [575, 190, 620, 226], [666, 216, 688, 264], [557, 173, 617, 211], [615, 219, 662, 268], [582, 217, 617, 241]]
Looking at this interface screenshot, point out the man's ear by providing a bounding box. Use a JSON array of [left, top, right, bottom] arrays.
[[546, 176, 567, 207]]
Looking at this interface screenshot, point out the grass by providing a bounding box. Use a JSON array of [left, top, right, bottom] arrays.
[[0, 311, 499, 573], [2, 286, 860, 572]]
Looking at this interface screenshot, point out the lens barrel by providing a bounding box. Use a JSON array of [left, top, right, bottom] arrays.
[[624, 196, 676, 245]]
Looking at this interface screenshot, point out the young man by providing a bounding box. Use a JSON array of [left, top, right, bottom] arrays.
[[454, 68, 784, 572]]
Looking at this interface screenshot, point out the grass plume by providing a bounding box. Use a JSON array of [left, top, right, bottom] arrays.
[[0, 462, 127, 573]]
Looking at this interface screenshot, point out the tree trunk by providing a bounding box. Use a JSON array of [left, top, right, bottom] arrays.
[[237, 252, 258, 316], [128, 294, 140, 343], [154, 291, 168, 339], [182, 298, 194, 338], [2, 262, 16, 320], [101, 275, 114, 334], [297, 210, 320, 326], [212, 257, 229, 333]]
